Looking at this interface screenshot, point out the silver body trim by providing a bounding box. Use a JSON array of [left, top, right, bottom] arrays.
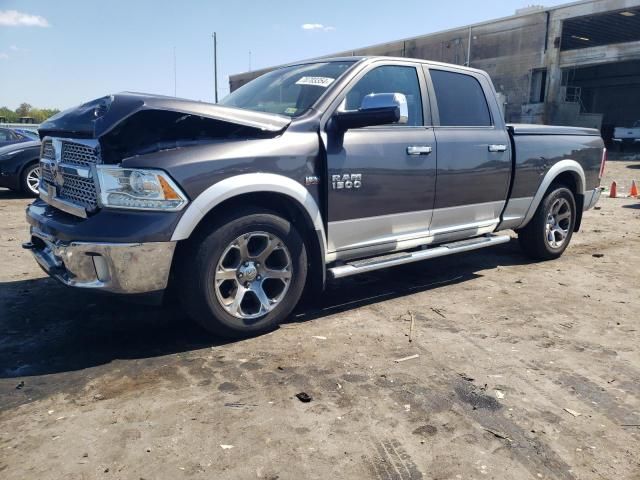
[[517, 159, 586, 230], [328, 209, 432, 253], [583, 187, 601, 211], [429, 201, 504, 233], [328, 201, 505, 256], [170, 173, 326, 253], [498, 196, 534, 230], [28, 227, 176, 294]]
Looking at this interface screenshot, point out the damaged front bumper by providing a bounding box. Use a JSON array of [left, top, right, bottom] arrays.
[[24, 228, 176, 294]]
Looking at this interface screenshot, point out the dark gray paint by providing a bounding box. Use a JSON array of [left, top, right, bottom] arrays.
[[39, 92, 291, 139], [326, 126, 437, 221]]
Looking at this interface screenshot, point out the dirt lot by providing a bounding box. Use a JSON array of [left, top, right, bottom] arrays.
[[0, 159, 639, 480]]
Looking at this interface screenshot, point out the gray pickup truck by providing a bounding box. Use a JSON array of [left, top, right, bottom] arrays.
[[25, 56, 605, 337]]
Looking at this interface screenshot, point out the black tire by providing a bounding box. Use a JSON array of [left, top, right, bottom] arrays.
[[21, 162, 40, 197], [518, 185, 576, 261], [178, 208, 308, 338]]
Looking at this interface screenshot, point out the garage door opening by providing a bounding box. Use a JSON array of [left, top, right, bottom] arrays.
[[561, 59, 640, 147]]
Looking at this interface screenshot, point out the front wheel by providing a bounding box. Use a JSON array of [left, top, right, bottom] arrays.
[[518, 186, 576, 260], [179, 208, 308, 338]]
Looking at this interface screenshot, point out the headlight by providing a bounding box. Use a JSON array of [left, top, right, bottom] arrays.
[[96, 167, 188, 211]]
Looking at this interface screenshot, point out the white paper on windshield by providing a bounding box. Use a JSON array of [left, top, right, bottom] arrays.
[[295, 76, 335, 87]]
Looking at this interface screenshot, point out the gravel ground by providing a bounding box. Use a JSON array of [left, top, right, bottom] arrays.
[[0, 159, 639, 480]]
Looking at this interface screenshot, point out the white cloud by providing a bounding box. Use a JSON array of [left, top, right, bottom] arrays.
[[301, 23, 335, 32], [9, 45, 19, 51], [0, 53, 8, 60], [0, 10, 50, 27]]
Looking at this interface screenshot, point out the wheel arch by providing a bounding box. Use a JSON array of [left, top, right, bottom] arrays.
[[18, 156, 40, 176], [171, 173, 326, 291], [519, 160, 585, 231]]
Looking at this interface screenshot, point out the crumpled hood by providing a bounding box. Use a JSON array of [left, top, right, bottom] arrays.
[[38, 92, 291, 139]]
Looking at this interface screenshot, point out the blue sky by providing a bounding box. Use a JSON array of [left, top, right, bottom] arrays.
[[0, 0, 573, 110]]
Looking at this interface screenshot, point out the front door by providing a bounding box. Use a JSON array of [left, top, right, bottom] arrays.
[[324, 63, 437, 257]]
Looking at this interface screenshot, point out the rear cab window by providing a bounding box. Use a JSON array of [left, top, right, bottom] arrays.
[[428, 69, 492, 127]]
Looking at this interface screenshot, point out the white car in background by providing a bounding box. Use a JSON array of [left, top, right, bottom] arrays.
[[613, 120, 640, 150]]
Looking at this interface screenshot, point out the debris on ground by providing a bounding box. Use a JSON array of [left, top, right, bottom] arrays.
[[483, 427, 512, 442], [219, 445, 234, 450], [431, 307, 446, 318], [394, 354, 419, 363], [564, 408, 582, 417], [495, 390, 505, 399], [459, 373, 475, 382], [592, 253, 605, 258], [15, 381, 24, 390], [312, 336, 327, 340], [224, 402, 258, 409], [295, 392, 312, 403], [408, 311, 415, 343]]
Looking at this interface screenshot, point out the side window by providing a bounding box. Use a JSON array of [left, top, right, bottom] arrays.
[[342, 65, 423, 126], [430, 70, 491, 127], [0, 130, 10, 141]]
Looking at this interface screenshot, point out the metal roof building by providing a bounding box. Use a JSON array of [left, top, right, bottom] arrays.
[[229, 0, 640, 141]]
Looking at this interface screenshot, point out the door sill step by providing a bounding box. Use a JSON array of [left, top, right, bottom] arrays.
[[328, 234, 511, 279]]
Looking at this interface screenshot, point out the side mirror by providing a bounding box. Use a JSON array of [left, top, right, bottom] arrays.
[[329, 93, 408, 132]]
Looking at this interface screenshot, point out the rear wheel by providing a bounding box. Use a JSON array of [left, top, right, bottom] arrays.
[[21, 163, 40, 196], [179, 208, 307, 338], [518, 185, 576, 260]]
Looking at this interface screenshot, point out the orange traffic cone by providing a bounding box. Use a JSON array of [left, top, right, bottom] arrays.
[[631, 180, 639, 198], [609, 181, 617, 198]]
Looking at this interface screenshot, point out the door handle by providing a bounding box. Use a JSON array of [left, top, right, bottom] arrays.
[[488, 144, 507, 152], [406, 145, 433, 156]]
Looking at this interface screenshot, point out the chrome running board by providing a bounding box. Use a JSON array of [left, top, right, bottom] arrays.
[[328, 234, 511, 279]]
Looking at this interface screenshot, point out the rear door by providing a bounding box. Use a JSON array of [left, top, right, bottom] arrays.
[[323, 62, 437, 257], [424, 67, 511, 237]]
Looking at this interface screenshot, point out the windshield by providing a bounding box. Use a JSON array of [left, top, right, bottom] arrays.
[[220, 61, 355, 117]]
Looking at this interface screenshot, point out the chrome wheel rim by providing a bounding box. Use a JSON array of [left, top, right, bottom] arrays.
[[214, 231, 292, 320], [545, 198, 571, 249], [26, 166, 40, 194]]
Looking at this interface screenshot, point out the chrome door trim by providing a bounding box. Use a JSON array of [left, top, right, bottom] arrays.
[[406, 145, 433, 155], [488, 144, 507, 152]]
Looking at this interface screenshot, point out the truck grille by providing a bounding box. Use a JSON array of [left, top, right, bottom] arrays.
[[42, 139, 55, 160], [61, 142, 99, 168], [58, 174, 98, 209], [40, 138, 101, 215]]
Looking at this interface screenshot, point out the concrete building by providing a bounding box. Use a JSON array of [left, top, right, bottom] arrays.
[[229, 0, 640, 142]]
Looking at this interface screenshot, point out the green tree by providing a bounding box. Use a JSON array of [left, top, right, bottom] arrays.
[[0, 107, 18, 122], [15, 103, 32, 118]]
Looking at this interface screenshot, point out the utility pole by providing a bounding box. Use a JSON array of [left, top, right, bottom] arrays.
[[213, 32, 218, 103]]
